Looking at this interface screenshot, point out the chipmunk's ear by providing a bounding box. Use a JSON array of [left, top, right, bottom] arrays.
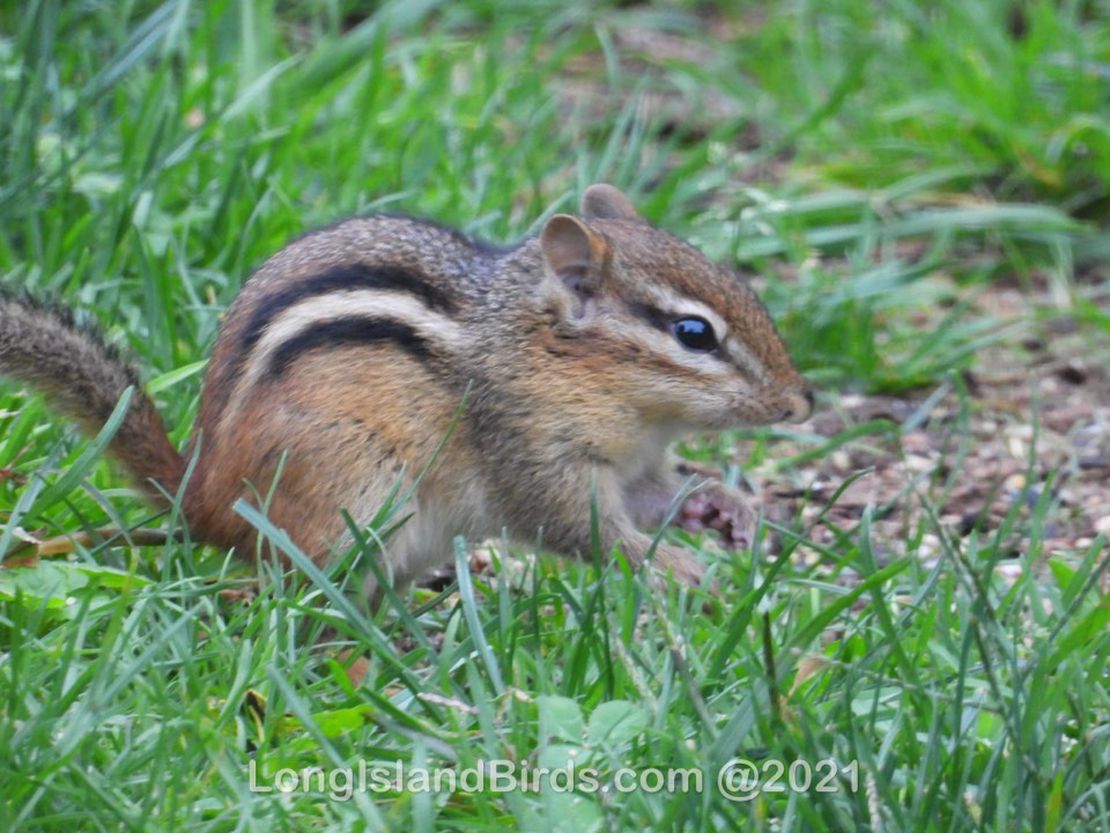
[[540, 214, 609, 304], [581, 184, 640, 221]]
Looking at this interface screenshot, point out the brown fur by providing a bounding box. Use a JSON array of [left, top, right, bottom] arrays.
[[0, 185, 811, 589], [0, 294, 183, 504]]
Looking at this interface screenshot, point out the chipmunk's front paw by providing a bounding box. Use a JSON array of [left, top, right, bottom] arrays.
[[676, 485, 756, 550]]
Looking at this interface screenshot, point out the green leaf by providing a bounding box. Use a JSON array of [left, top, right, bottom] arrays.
[[1048, 596, 1110, 668], [0, 561, 88, 607], [146, 359, 208, 394], [537, 695, 584, 745], [786, 558, 911, 651], [586, 700, 646, 749]]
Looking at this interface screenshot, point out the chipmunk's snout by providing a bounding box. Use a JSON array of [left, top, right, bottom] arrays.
[[782, 388, 814, 423]]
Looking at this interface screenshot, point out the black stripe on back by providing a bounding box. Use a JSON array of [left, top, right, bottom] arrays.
[[241, 264, 455, 356], [266, 317, 432, 378]]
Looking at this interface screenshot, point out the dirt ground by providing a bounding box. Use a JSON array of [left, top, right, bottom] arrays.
[[749, 284, 1110, 581]]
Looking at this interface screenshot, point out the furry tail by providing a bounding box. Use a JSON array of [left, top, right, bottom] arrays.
[[0, 292, 184, 504]]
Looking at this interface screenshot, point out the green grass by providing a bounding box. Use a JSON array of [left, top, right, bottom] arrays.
[[1, 1, 1109, 830]]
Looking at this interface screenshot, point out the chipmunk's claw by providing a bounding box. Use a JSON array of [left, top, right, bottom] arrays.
[[676, 486, 756, 550]]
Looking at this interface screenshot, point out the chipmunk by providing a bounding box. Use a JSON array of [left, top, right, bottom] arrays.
[[0, 184, 811, 589]]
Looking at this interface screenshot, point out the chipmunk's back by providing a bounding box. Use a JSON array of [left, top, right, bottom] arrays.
[[183, 215, 502, 560]]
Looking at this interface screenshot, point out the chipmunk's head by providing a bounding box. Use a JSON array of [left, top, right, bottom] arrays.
[[537, 183, 812, 431]]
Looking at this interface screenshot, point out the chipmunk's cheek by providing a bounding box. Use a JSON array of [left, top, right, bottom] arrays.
[[673, 389, 733, 430], [726, 386, 762, 421]]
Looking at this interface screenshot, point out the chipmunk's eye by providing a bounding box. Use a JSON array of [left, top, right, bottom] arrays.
[[671, 316, 718, 351]]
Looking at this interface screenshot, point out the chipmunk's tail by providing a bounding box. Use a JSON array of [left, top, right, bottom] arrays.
[[0, 291, 185, 505]]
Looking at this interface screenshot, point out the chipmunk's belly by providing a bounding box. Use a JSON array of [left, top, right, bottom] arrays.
[[346, 473, 493, 586]]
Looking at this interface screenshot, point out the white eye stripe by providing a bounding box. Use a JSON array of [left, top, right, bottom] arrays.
[[641, 285, 729, 343], [632, 325, 736, 375], [635, 283, 773, 381]]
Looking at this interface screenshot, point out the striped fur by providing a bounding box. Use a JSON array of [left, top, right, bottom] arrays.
[[0, 186, 811, 593], [240, 289, 463, 387], [268, 317, 432, 377], [240, 263, 456, 356]]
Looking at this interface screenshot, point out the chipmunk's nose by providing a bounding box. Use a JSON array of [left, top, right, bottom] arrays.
[[782, 388, 814, 423]]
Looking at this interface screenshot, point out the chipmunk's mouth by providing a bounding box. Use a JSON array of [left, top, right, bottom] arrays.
[[732, 386, 813, 427]]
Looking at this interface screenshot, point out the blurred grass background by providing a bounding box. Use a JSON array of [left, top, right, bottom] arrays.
[[0, 1, 1108, 831]]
